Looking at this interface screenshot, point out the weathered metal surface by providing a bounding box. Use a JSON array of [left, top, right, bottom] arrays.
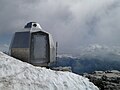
[[11, 48, 29, 62], [30, 32, 49, 65], [9, 22, 56, 67]]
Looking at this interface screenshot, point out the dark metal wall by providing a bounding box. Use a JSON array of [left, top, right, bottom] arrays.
[[10, 30, 55, 67], [11, 48, 29, 62], [11, 31, 30, 48]]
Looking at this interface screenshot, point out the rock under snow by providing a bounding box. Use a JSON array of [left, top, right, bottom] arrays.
[[0, 52, 98, 90]]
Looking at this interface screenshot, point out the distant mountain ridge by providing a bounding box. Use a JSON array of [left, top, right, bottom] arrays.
[[50, 44, 120, 74]]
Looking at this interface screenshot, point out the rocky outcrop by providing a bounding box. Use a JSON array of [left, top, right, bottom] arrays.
[[84, 70, 120, 90]]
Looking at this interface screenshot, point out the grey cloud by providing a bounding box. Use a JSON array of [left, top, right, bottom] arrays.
[[0, 0, 120, 54]]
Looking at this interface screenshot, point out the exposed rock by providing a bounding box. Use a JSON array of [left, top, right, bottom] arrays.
[[84, 70, 120, 90]]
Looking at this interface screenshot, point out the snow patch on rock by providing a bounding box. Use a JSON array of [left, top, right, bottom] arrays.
[[0, 52, 98, 90]]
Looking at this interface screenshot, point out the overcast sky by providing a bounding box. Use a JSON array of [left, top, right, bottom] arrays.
[[0, 0, 120, 55]]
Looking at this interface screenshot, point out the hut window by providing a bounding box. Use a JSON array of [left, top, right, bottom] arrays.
[[33, 24, 37, 27]]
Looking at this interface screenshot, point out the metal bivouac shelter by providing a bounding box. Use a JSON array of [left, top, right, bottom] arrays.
[[9, 22, 56, 67]]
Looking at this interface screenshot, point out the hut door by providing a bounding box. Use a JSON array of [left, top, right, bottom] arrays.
[[31, 33, 48, 64]]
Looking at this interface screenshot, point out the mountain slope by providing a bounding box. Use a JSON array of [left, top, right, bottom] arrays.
[[0, 51, 98, 90], [51, 44, 120, 74]]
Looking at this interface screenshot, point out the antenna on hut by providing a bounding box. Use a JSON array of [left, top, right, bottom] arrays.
[[56, 42, 58, 61]]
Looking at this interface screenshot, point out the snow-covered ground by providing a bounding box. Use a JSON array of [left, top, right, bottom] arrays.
[[0, 51, 98, 90]]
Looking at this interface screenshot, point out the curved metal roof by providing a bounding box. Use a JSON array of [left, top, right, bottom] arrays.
[[24, 22, 42, 30]]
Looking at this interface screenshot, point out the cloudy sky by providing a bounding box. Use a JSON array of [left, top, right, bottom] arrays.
[[0, 0, 120, 55]]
